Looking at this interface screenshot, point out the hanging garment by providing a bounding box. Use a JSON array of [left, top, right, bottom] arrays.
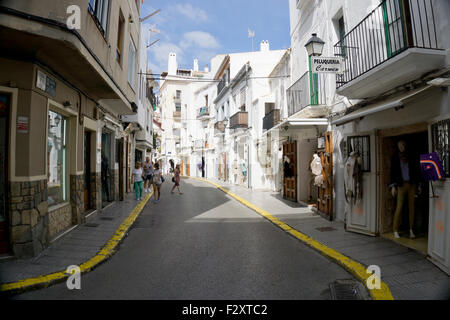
[[314, 174, 324, 187], [310, 154, 323, 176]]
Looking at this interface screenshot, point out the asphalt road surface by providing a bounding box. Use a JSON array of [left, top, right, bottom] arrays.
[[14, 178, 356, 300]]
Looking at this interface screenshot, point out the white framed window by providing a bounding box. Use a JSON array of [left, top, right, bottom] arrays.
[[47, 110, 68, 206], [128, 39, 136, 88]]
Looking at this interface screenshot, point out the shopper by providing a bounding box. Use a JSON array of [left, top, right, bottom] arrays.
[[171, 164, 183, 195], [143, 157, 153, 193], [132, 161, 145, 201], [152, 162, 163, 203]]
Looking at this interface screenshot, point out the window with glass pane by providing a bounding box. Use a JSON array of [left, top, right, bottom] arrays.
[[432, 120, 450, 178], [347, 135, 371, 172], [47, 110, 67, 206], [128, 39, 136, 88]]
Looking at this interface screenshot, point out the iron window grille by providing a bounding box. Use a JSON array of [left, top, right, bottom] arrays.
[[347, 135, 371, 172], [432, 119, 450, 178]]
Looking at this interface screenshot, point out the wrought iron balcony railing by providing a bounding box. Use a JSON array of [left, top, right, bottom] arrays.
[[229, 111, 248, 129], [197, 106, 210, 118], [263, 109, 281, 131], [334, 0, 440, 89], [286, 71, 327, 117]]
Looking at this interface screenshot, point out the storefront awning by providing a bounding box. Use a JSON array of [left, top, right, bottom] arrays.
[[262, 118, 328, 137], [332, 85, 432, 126]]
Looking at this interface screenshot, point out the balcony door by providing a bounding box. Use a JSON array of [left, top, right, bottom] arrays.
[[383, 0, 407, 58]]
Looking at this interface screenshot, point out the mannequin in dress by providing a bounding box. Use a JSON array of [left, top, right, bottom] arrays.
[[390, 140, 421, 239]]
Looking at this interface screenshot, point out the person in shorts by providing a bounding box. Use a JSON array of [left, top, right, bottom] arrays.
[[152, 162, 163, 203], [143, 157, 153, 193]]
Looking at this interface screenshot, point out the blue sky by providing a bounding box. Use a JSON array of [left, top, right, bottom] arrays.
[[141, 0, 291, 74]]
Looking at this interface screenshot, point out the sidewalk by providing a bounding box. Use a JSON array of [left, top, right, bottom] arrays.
[[0, 191, 151, 285], [207, 178, 450, 300]]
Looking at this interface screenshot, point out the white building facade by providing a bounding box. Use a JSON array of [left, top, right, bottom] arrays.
[[288, 0, 450, 275]]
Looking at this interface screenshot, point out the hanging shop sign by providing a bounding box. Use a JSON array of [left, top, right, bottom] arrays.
[[36, 70, 57, 97], [311, 57, 344, 74]]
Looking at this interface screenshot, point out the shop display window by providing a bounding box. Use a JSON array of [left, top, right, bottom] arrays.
[[47, 110, 67, 206], [347, 135, 371, 172], [432, 119, 450, 178]]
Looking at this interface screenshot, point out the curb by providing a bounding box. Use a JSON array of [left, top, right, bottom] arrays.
[[0, 191, 153, 297], [187, 177, 394, 300]]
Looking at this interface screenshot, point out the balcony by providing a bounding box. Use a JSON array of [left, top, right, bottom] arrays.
[[173, 111, 181, 122], [334, 0, 445, 99], [230, 112, 248, 129], [217, 77, 227, 96], [286, 72, 329, 118], [263, 109, 281, 131], [214, 121, 226, 135], [197, 106, 210, 119]]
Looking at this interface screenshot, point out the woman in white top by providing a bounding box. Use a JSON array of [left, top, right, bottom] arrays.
[[152, 162, 163, 203], [132, 161, 145, 201]]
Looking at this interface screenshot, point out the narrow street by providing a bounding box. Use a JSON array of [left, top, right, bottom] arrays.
[[13, 178, 356, 300]]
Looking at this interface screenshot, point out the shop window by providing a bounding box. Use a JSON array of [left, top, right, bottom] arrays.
[[432, 119, 450, 177], [47, 110, 68, 206], [347, 135, 371, 172]]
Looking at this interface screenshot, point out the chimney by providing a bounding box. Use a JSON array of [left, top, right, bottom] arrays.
[[193, 59, 199, 72], [168, 52, 177, 76], [204, 64, 209, 73], [260, 40, 270, 52]]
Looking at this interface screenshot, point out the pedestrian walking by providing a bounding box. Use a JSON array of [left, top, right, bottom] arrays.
[[171, 164, 183, 195], [132, 161, 145, 201], [143, 157, 153, 193], [152, 162, 163, 203]]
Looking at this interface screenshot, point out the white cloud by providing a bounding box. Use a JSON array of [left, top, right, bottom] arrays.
[[171, 3, 209, 22], [180, 31, 220, 50]]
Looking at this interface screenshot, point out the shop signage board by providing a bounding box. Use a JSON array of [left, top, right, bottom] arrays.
[[311, 57, 344, 74], [36, 70, 57, 97], [17, 116, 28, 134]]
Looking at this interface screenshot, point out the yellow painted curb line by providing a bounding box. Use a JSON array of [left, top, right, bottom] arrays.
[[188, 177, 394, 300], [0, 191, 153, 295]]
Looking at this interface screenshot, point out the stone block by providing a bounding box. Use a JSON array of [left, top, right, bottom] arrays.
[[22, 210, 31, 225], [37, 201, 48, 216], [11, 225, 32, 243], [11, 183, 21, 197], [31, 209, 39, 227], [11, 211, 21, 226], [11, 196, 23, 204]]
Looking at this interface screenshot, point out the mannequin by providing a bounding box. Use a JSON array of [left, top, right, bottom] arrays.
[[390, 140, 421, 239]]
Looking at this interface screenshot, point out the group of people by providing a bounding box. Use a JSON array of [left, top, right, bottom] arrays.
[[131, 157, 182, 204]]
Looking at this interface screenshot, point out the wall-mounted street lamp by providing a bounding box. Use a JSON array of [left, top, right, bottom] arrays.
[[305, 33, 325, 57]]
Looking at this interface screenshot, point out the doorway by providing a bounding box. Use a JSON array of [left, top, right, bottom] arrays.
[[101, 131, 112, 207], [317, 132, 333, 220], [379, 130, 429, 253], [84, 131, 92, 211], [0, 93, 10, 254], [283, 141, 297, 202]]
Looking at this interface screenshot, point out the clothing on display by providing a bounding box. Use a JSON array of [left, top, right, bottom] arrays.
[[344, 152, 363, 205]]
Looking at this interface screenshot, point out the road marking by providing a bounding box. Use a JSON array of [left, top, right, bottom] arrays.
[[0, 191, 153, 295], [188, 177, 394, 301]]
